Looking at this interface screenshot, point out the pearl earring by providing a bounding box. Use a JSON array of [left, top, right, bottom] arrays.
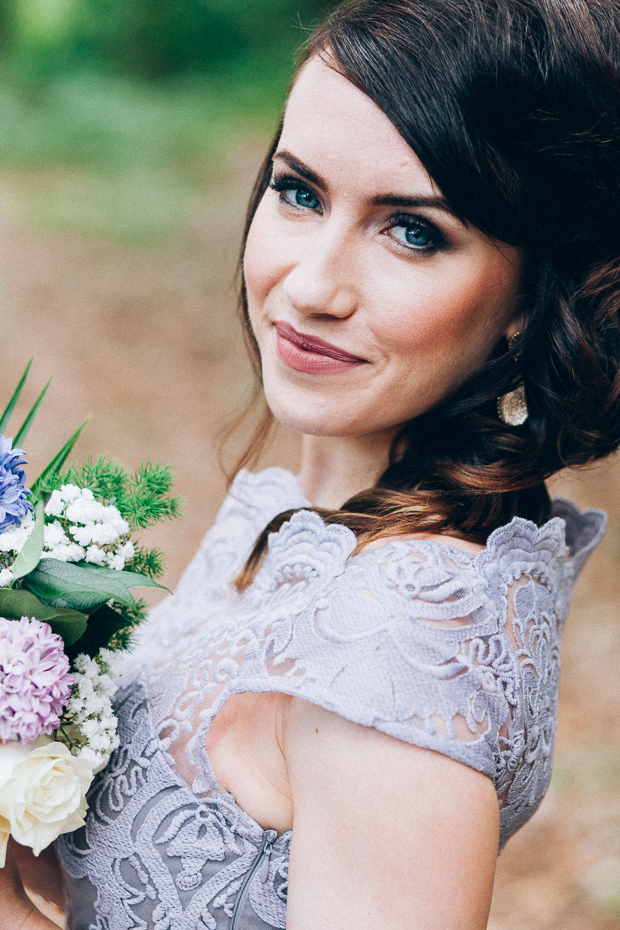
[[497, 333, 528, 426]]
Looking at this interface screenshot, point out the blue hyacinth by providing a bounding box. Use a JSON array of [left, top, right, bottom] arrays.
[[0, 434, 32, 532]]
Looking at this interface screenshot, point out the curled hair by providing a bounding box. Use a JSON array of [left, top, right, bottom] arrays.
[[235, 0, 620, 589]]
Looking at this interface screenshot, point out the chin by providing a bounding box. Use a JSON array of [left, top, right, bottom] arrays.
[[265, 395, 368, 438]]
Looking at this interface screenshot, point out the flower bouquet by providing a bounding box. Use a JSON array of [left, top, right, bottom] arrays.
[[0, 360, 181, 865]]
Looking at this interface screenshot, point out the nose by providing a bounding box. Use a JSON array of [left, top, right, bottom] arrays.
[[282, 224, 358, 320]]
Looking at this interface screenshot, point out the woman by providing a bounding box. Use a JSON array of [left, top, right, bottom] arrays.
[[3, 0, 619, 926]]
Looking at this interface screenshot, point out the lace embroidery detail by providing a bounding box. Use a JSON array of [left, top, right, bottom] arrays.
[[58, 684, 290, 930], [56, 469, 606, 930]]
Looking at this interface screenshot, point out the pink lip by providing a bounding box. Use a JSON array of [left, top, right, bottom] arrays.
[[274, 321, 367, 375]]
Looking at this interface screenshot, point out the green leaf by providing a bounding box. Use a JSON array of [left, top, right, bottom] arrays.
[[22, 558, 167, 612], [65, 604, 132, 662], [14, 377, 52, 447], [10, 499, 45, 581], [0, 588, 88, 646], [31, 418, 90, 493], [0, 357, 33, 435]]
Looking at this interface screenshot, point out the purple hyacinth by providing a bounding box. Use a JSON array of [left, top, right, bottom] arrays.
[[0, 435, 32, 532], [0, 616, 74, 743]]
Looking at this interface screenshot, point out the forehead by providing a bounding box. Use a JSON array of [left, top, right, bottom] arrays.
[[280, 57, 436, 195]]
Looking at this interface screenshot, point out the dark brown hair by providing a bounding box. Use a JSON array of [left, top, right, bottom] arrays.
[[235, 0, 620, 589]]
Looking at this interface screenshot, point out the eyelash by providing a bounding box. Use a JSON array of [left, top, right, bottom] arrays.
[[385, 213, 445, 253], [268, 172, 445, 254], [269, 174, 322, 210]]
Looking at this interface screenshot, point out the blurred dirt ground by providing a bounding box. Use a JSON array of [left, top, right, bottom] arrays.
[[1, 151, 619, 929]]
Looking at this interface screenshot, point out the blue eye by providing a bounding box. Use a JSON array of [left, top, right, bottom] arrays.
[[269, 174, 322, 212], [389, 216, 442, 251], [287, 186, 320, 209]]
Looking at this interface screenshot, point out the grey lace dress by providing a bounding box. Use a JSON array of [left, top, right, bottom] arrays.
[[56, 467, 606, 930]]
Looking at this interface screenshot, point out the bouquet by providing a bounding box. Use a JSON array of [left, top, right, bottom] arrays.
[[0, 360, 181, 865]]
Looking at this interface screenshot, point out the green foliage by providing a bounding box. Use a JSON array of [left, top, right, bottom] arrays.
[[106, 596, 149, 652], [125, 544, 164, 581], [21, 557, 166, 610], [39, 454, 184, 531], [0, 0, 337, 82], [0, 355, 33, 433], [0, 587, 88, 645], [10, 497, 44, 580], [0, 1, 340, 242], [64, 603, 134, 662], [31, 418, 89, 493]]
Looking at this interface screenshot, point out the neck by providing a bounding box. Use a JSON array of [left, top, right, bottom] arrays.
[[299, 431, 396, 509]]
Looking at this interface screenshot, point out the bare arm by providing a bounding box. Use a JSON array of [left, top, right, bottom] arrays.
[[284, 699, 499, 930], [0, 842, 60, 930]]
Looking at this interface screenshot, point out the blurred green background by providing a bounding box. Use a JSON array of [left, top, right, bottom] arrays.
[[0, 0, 337, 240]]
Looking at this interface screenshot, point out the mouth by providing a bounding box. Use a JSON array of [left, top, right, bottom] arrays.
[[273, 320, 367, 375]]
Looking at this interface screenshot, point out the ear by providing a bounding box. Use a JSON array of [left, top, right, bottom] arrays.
[[504, 314, 527, 343]]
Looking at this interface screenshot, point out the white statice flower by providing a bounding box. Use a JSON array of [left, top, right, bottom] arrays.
[[65, 496, 129, 546], [98, 648, 124, 681], [85, 545, 107, 566], [44, 489, 65, 518], [73, 653, 100, 679], [83, 692, 107, 716], [76, 676, 95, 699], [118, 541, 134, 560], [0, 568, 13, 587], [0, 512, 34, 554], [106, 552, 125, 571], [117, 541, 134, 563], [105, 539, 134, 571], [43, 521, 70, 549], [58, 484, 83, 505], [42, 484, 134, 571], [61, 649, 122, 772], [46, 542, 86, 563]]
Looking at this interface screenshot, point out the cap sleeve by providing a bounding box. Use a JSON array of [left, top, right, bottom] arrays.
[[242, 511, 510, 778]]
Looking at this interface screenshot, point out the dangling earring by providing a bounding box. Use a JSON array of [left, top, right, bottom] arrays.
[[498, 332, 528, 426]]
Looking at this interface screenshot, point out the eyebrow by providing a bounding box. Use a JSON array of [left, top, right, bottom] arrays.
[[272, 149, 454, 214]]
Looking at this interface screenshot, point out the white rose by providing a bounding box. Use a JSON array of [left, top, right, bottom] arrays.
[[0, 737, 93, 863]]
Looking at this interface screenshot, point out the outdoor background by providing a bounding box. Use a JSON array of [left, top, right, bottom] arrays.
[[0, 2, 618, 927]]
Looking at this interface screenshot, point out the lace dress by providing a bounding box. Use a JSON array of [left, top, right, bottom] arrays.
[[56, 467, 606, 930]]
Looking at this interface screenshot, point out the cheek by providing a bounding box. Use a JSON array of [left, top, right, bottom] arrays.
[[244, 201, 284, 312], [373, 256, 520, 364]]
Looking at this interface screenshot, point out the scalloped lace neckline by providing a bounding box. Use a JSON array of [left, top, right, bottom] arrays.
[[233, 466, 598, 571]]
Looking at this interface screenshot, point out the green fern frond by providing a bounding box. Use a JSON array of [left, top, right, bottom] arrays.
[[124, 546, 165, 580]]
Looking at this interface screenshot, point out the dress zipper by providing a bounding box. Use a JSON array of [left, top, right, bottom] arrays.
[[230, 829, 278, 929]]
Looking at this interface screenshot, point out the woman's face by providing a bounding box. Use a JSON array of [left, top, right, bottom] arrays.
[[244, 57, 523, 440]]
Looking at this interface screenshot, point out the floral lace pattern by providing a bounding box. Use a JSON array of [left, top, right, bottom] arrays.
[[57, 468, 606, 929]]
